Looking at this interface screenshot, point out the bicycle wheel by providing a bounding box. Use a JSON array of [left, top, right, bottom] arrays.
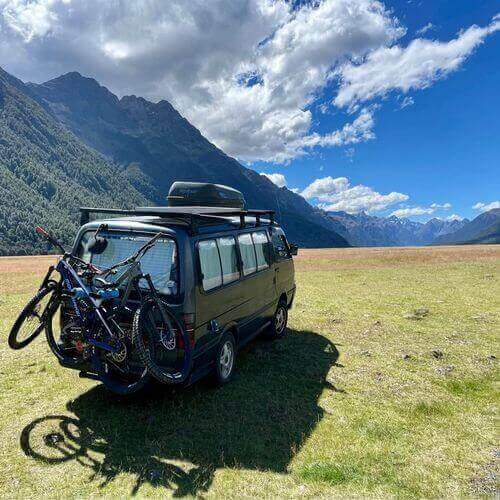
[[8, 283, 58, 350], [132, 298, 192, 384], [45, 296, 88, 369], [91, 347, 151, 395]]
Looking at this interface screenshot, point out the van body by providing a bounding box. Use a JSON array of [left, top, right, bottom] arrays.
[[71, 208, 296, 385]]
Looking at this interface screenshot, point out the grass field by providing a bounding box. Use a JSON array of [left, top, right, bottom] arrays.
[[0, 246, 498, 498]]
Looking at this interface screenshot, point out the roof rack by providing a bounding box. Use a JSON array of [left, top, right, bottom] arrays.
[[79, 206, 275, 232]]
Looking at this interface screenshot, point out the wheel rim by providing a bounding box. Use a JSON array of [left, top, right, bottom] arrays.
[[275, 307, 286, 334], [219, 341, 234, 379]]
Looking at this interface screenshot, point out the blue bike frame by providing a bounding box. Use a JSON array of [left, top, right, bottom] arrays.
[[56, 258, 121, 354]]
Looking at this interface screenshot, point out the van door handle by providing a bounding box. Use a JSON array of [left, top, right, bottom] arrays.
[[208, 319, 220, 333]]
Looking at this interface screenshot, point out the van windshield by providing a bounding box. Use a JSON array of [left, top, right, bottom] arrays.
[[79, 231, 178, 295]]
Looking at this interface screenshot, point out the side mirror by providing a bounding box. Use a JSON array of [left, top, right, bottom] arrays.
[[86, 224, 108, 255], [289, 243, 299, 256]]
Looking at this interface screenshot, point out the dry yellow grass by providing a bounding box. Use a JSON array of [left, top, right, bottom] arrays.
[[0, 245, 498, 498]]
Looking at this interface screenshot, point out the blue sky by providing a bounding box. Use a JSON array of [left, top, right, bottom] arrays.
[[0, 0, 498, 221], [257, 0, 500, 221]]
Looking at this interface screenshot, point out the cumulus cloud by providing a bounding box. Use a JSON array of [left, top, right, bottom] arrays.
[[0, 0, 400, 162], [260, 172, 287, 188], [0, 1, 496, 163], [335, 16, 500, 108], [301, 176, 408, 213], [472, 201, 500, 212]]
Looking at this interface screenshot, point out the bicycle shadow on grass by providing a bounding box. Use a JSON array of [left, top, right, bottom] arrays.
[[20, 329, 341, 497]]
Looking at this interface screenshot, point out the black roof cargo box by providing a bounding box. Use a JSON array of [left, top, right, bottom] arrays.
[[167, 182, 245, 209]]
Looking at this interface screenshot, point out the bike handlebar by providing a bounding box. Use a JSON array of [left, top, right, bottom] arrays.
[[101, 232, 163, 276], [35, 226, 67, 255]]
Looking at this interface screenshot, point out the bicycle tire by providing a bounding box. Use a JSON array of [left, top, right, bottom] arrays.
[[132, 298, 192, 384], [8, 283, 58, 350]]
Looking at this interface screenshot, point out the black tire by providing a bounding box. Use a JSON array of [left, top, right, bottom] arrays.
[[91, 350, 150, 396], [132, 298, 192, 385], [213, 331, 236, 385], [8, 283, 58, 350], [45, 296, 87, 369], [263, 301, 288, 340]]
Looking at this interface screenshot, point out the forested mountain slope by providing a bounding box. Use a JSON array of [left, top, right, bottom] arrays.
[[0, 68, 147, 255]]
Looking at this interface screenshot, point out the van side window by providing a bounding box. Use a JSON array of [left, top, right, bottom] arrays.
[[251, 231, 270, 271], [270, 228, 291, 261], [198, 239, 222, 291], [217, 236, 239, 284], [238, 233, 257, 276]]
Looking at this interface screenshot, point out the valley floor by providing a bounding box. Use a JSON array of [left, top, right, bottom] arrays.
[[0, 245, 498, 498]]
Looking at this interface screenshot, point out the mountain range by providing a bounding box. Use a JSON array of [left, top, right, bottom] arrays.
[[0, 66, 497, 255], [0, 67, 348, 255]]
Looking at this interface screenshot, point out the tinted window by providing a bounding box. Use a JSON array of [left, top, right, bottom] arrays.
[[217, 236, 239, 284], [79, 231, 178, 295], [252, 231, 270, 271], [238, 233, 257, 276], [270, 228, 291, 261], [198, 239, 222, 291]]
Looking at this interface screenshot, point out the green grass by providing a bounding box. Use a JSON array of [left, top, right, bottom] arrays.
[[0, 246, 498, 498]]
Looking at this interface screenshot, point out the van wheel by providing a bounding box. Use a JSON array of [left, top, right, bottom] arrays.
[[264, 302, 288, 340], [213, 332, 236, 385]]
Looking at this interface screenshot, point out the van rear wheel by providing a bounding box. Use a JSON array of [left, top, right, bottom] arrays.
[[213, 332, 236, 385], [263, 302, 288, 340]]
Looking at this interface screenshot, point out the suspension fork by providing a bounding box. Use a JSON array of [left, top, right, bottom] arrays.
[[39, 266, 57, 290]]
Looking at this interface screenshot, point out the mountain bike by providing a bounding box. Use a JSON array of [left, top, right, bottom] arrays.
[[8, 226, 192, 394]]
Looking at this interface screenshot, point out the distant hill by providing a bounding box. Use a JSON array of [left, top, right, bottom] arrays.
[[328, 211, 468, 247], [0, 67, 348, 255], [434, 209, 500, 245], [0, 68, 147, 255]]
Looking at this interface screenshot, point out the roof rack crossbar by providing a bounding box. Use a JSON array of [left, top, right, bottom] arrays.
[[79, 207, 275, 231]]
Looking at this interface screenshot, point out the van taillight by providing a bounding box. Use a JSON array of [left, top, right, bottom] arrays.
[[182, 313, 196, 347]]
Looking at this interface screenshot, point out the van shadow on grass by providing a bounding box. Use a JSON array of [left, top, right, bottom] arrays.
[[20, 329, 340, 496]]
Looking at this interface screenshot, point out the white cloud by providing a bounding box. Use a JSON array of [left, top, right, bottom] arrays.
[[0, 0, 401, 162], [391, 206, 434, 217], [416, 22, 435, 36], [430, 202, 451, 210], [260, 172, 287, 188], [0, 0, 69, 41], [399, 96, 414, 109], [0, 1, 496, 163], [443, 214, 463, 221], [335, 16, 500, 108], [472, 201, 500, 212], [301, 176, 408, 213], [301, 176, 349, 200], [391, 201, 453, 218]]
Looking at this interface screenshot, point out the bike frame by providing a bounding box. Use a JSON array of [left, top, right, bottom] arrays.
[[40, 254, 160, 355]]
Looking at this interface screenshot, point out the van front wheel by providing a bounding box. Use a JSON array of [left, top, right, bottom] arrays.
[[263, 302, 288, 340]]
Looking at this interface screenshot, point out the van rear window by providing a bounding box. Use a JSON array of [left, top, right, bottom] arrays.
[[79, 231, 178, 295]]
